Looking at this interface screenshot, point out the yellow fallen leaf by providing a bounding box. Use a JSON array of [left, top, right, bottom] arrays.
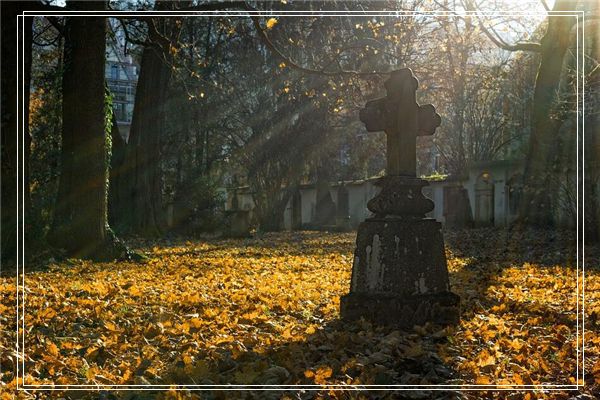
[[128, 285, 142, 296], [265, 18, 278, 29], [476, 349, 496, 367], [105, 321, 119, 332], [46, 341, 59, 357], [513, 373, 524, 385], [314, 366, 333, 384]]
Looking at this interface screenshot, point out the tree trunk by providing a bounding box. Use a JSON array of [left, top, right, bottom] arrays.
[[108, 112, 127, 229], [48, 2, 119, 260], [1, 2, 34, 264], [256, 186, 293, 232], [585, 9, 600, 242], [119, 7, 177, 235], [121, 43, 170, 235], [519, 0, 577, 226], [195, 110, 206, 175], [24, 15, 33, 218]]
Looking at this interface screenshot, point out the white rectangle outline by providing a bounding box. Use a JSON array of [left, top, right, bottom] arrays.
[[13, 8, 586, 392]]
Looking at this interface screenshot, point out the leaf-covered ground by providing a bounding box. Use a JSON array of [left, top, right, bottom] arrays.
[[1, 229, 599, 399]]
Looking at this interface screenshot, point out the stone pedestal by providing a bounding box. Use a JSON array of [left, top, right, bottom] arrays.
[[340, 177, 460, 327], [340, 218, 459, 327], [340, 291, 460, 327]]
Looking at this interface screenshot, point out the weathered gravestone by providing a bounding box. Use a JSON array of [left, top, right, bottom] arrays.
[[443, 184, 474, 228], [340, 68, 460, 327], [225, 189, 251, 238], [314, 177, 337, 228]]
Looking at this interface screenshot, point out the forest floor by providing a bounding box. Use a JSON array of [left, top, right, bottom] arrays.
[[1, 229, 599, 400]]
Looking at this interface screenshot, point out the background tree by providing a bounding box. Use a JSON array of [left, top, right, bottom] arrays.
[[1, 2, 35, 264], [28, 17, 64, 247], [18, 0, 582, 248], [465, 0, 581, 226], [48, 1, 125, 260], [116, 1, 182, 235]]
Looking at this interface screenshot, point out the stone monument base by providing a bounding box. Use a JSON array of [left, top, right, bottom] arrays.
[[340, 217, 460, 327], [340, 291, 460, 327]]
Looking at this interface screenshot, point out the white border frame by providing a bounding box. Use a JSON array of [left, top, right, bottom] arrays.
[[13, 7, 586, 393]]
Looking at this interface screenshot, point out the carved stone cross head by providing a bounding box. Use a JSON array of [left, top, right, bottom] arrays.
[[359, 68, 441, 177]]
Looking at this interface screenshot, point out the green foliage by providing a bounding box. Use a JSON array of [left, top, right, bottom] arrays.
[[104, 87, 114, 161], [421, 172, 448, 181]]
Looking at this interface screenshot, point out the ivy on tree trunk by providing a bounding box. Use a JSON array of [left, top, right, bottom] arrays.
[[49, 2, 127, 260]]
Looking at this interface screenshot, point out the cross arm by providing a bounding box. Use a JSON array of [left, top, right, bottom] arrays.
[[359, 97, 387, 132], [417, 104, 441, 136]]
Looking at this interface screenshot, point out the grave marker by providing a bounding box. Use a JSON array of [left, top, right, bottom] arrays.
[[340, 69, 460, 327]]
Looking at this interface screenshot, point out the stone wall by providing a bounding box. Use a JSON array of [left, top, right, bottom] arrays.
[[225, 159, 563, 231]]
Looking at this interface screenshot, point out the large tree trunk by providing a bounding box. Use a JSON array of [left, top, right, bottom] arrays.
[[48, 2, 119, 260], [1, 2, 34, 264], [118, 7, 177, 235], [121, 42, 170, 235], [519, 0, 577, 226]]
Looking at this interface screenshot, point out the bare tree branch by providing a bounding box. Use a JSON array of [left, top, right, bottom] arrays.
[[115, 18, 148, 50], [462, 0, 542, 52], [479, 25, 542, 52], [540, 0, 551, 12]]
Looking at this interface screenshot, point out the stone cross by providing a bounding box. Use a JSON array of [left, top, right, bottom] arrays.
[[359, 68, 441, 177], [341, 68, 459, 327]]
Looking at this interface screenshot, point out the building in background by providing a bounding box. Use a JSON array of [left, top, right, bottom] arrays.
[[106, 39, 138, 142]]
